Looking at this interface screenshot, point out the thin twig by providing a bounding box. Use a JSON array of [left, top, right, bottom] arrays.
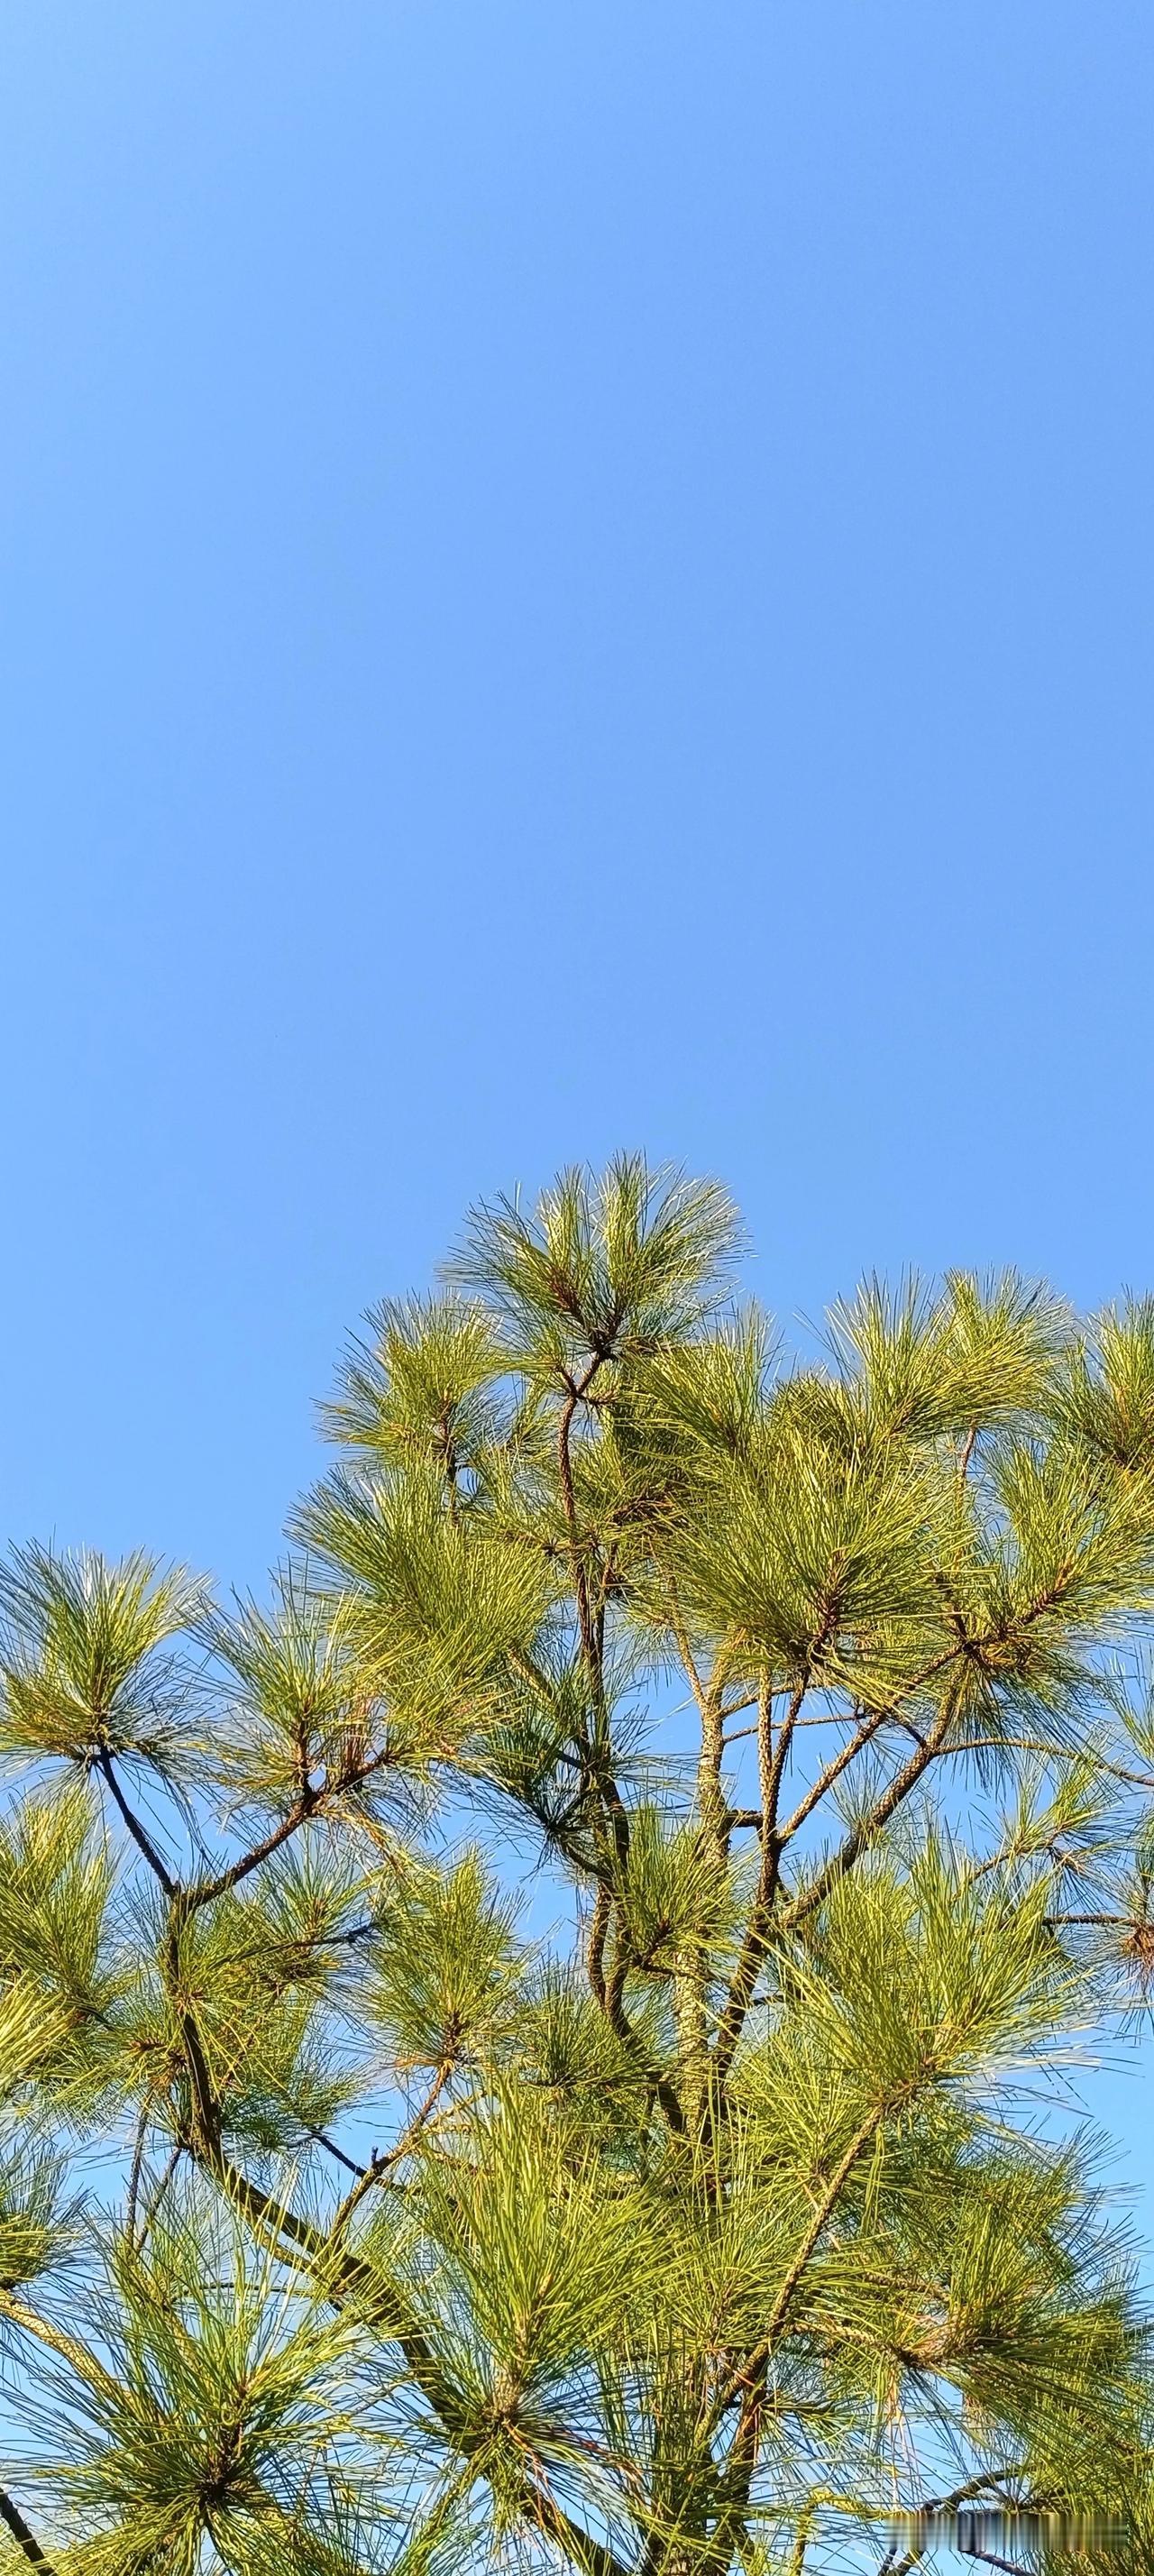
[[330, 2061, 453, 2234], [124, 2099, 149, 2246], [136, 2141, 183, 2249], [306, 2126, 363, 2177]]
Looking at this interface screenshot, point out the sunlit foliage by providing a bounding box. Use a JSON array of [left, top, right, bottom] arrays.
[[2, 1159, 1154, 2573]]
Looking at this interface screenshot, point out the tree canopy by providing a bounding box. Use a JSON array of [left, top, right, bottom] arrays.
[[2, 1158, 1154, 2573]]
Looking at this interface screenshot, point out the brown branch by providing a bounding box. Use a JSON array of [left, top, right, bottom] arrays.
[[160, 1909, 220, 2156], [664, 1582, 710, 1723], [586, 1879, 611, 2006], [96, 1751, 178, 1896], [306, 2126, 363, 2177], [527, 2479, 636, 2576], [557, 1355, 606, 1679], [137, 2139, 183, 2248], [774, 1652, 960, 1852], [786, 2504, 815, 2576], [877, 2474, 1016, 2576], [1046, 1911, 1138, 1929], [203, 2148, 637, 2576], [0, 2490, 55, 2572], [953, 1735, 1154, 1791], [726, 2104, 884, 2421], [124, 2099, 149, 2245], [555, 1356, 636, 1906], [330, 2061, 453, 2234], [775, 1707, 888, 1844], [181, 1747, 394, 1912], [698, 1666, 736, 1867], [778, 1691, 960, 1937], [666, 1622, 736, 2124], [725, 1708, 893, 1742], [607, 1976, 688, 2139], [711, 1672, 801, 2087], [700, 2105, 886, 2567], [99, 1739, 397, 1935], [582, 1880, 687, 2134], [760, 1668, 798, 1846]]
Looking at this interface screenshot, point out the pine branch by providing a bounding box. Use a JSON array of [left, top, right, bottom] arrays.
[[877, 2474, 1015, 2576], [558, 1355, 608, 1683], [96, 1749, 178, 1895], [0, 2289, 122, 2405], [712, 1671, 802, 2087], [701, 2108, 887, 2571], [5, 1185, 1153, 2576], [778, 1692, 959, 1935], [124, 2097, 149, 2245], [182, 1745, 394, 1911], [329, 2059, 453, 2233], [710, 2104, 885, 2436], [775, 1705, 889, 1843], [0, 2490, 55, 2573], [160, 1908, 220, 2156], [306, 2125, 364, 2177], [136, 2139, 183, 2248], [206, 2146, 637, 2576], [529, 2482, 635, 2576], [586, 1878, 611, 2006]]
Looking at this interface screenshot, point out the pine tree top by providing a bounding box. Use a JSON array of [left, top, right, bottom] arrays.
[[1, 1159, 1153, 2574]]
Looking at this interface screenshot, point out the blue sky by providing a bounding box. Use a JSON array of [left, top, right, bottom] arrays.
[[3, 4, 1154, 2231]]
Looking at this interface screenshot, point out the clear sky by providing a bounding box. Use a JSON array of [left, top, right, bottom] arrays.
[[3, 4, 1153, 2225]]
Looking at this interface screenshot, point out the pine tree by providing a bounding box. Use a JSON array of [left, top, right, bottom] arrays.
[[2, 1159, 1154, 2573]]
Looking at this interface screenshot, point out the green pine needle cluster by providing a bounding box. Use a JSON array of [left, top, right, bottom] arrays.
[[1, 1158, 1154, 2574]]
